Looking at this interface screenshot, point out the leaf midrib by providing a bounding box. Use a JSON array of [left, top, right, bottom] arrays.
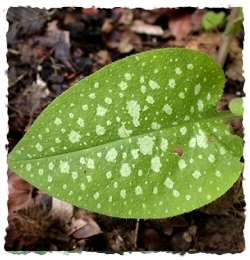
[[9, 111, 233, 163]]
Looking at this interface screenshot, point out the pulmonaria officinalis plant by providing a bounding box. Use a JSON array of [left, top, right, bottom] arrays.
[[8, 48, 243, 219]]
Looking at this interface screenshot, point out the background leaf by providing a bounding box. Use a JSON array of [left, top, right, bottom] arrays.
[[225, 8, 244, 36], [202, 11, 226, 31], [8, 48, 243, 219], [229, 97, 244, 117]]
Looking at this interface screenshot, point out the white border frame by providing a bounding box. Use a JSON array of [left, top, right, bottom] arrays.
[[0, 1, 249, 259]]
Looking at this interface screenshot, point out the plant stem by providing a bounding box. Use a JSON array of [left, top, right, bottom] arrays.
[[134, 218, 140, 250], [217, 7, 242, 67]]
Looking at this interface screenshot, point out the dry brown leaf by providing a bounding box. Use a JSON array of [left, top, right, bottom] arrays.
[[92, 50, 112, 66], [72, 217, 102, 239], [8, 172, 33, 212], [226, 38, 244, 82], [106, 30, 142, 53], [101, 18, 114, 34], [81, 7, 99, 16], [68, 217, 87, 235], [51, 198, 74, 222], [169, 14, 193, 40], [131, 20, 164, 36], [191, 9, 205, 31], [34, 20, 71, 66], [185, 32, 221, 58], [117, 8, 134, 25]]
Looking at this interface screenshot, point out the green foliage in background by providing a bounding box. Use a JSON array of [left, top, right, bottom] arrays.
[[229, 97, 244, 117], [202, 11, 226, 31], [225, 8, 244, 36], [8, 48, 243, 219]]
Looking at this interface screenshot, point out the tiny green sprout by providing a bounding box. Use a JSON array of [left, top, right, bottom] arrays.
[[8, 48, 243, 219], [202, 11, 226, 31]]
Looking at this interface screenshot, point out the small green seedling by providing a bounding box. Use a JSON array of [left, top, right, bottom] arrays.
[[8, 48, 243, 219], [202, 11, 226, 31]]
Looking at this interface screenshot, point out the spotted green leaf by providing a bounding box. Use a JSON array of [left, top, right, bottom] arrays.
[[8, 48, 243, 219]]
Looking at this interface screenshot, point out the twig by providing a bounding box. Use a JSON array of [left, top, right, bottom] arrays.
[[217, 8, 242, 67], [8, 73, 28, 88], [134, 218, 140, 250]]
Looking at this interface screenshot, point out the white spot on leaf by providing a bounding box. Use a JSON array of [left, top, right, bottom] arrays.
[[89, 93, 96, 99], [151, 122, 161, 130], [124, 73, 132, 81], [140, 85, 146, 94], [35, 143, 43, 152], [163, 104, 173, 115], [80, 183, 86, 191], [60, 161, 70, 173], [106, 171, 112, 179], [219, 147, 226, 155], [131, 149, 139, 159], [68, 130, 81, 143], [118, 81, 128, 90], [82, 104, 88, 111], [194, 83, 201, 95], [96, 125, 106, 136], [93, 192, 100, 200], [168, 79, 176, 88], [215, 170, 222, 177], [135, 186, 143, 195], [96, 105, 107, 116], [173, 189, 180, 198], [120, 163, 131, 177], [26, 163, 32, 171], [196, 129, 208, 148], [151, 156, 162, 173], [87, 158, 95, 169], [153, 187, 158, 194], [160, 138, 168, 152], [175, 67, 182, 75], [146, 96, 155, 104], [118, 124, 132, 138], [105, 148, 118, 162], [208, 154, 215, 163], [54, 117, 62, 125], [126, 100, 141, 127], [120, 189, 127, 199], [149, 80, 160, 90], [72, 171, 78, 180], [192, 170, 201, 179], [178, 92, 185, 99], [180, 127, 187, 135], [137, 136, 154, 155], [48, 162, 54, 170], [105, 97, 112, 104], [197, 99, 204, 111], [77, 118, 85, 128], [164, 177, 174, 189], [178, 159, 187, 170]]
